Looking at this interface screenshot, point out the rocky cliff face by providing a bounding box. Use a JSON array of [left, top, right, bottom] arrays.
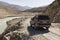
[[44, 0, 60, 22]]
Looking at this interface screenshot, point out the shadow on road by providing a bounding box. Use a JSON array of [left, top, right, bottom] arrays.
[[27, 26, 50, 36]]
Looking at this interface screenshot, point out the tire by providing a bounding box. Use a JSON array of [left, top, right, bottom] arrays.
[[30, 24, 34, 28], [30, 24, 37, 30]]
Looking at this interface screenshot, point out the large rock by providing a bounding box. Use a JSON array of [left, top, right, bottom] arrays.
[[4, 31, 33, 40], [0, 31, 34, 40]]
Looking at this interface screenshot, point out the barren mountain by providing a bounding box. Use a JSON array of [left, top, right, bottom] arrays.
[[0, 1, 31, 11], [24, 6, 47, 12], [44, 0, 60, 22], [0, 1, 31, 18]]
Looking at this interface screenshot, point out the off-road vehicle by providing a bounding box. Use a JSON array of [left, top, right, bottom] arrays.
[[30, 15, 51, 30]]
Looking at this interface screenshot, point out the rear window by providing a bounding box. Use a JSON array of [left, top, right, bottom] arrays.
[[36, 15, 50, 20]]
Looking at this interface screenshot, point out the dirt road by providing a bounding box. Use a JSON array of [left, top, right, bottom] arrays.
[[20, 18, 60, 40]]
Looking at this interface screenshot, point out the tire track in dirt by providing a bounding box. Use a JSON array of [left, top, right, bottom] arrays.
[[31, 34, 49, 40], [43, 32, 60, 40], [49, 27, 60, 36]]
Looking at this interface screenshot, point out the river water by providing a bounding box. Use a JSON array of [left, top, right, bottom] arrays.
[[0, 17, 22, 34]]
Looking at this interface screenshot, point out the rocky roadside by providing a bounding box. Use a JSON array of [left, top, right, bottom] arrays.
[[0, 17, 34, 40]]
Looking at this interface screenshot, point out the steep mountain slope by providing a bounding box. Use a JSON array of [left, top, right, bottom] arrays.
[[44, 0, 60, 22]]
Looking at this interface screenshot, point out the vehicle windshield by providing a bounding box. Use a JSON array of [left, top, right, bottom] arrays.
[[36, 15, 50, 20]]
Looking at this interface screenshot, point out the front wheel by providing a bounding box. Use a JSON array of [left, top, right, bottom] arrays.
[[30, 24, 34, 28], [30, 24, 37, 30]]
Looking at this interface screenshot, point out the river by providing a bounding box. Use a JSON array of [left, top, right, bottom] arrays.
[[0, 17, 23, 34]]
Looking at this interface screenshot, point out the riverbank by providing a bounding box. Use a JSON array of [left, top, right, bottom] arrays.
[[0, 17, 22, 34]]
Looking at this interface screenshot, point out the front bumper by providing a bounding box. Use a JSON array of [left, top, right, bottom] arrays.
[[35, 24, 51, 27]]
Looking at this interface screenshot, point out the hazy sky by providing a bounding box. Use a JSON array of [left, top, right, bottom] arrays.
[[0, 0, 54, 7]]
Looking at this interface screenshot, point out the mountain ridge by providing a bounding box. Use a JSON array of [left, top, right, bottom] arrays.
[[0, 1, 31, 11]]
